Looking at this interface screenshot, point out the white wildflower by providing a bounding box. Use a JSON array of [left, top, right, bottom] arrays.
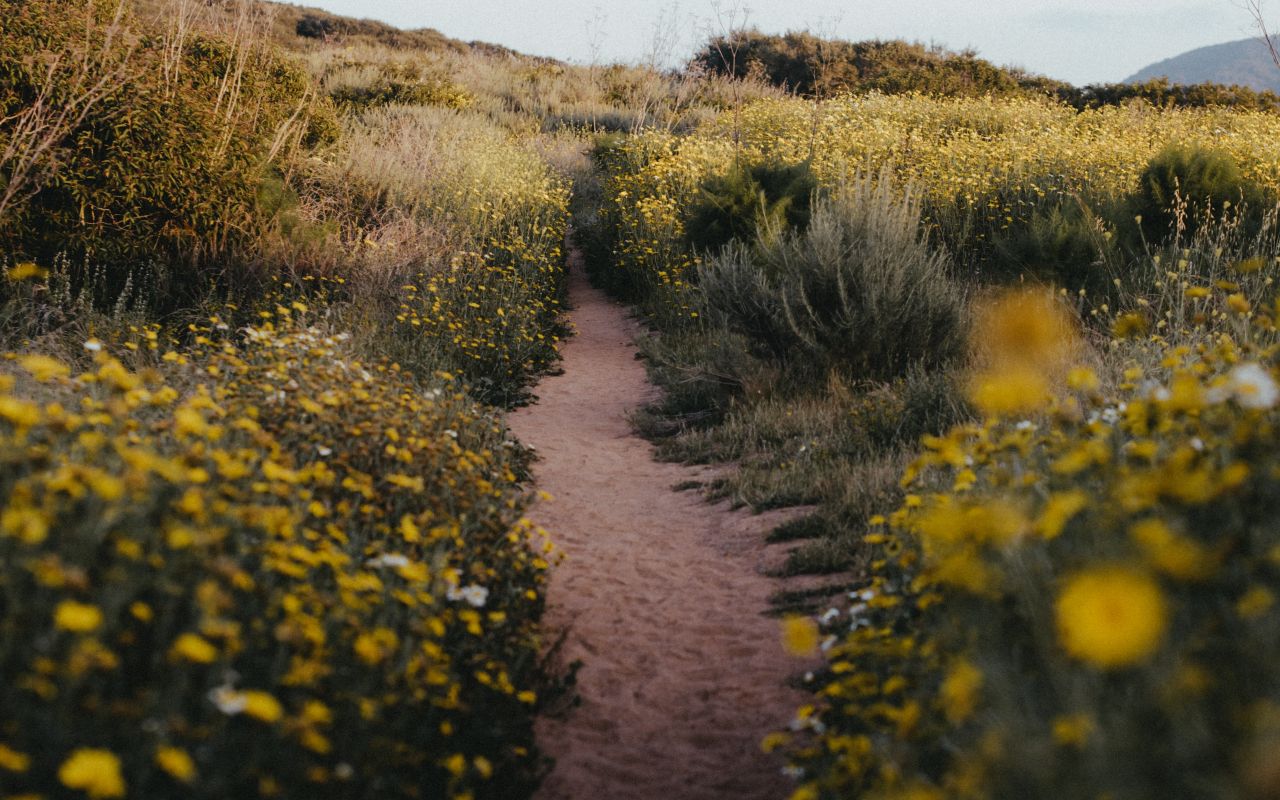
[[447, 583, 489, 608], [209, 686, 247, 716], [366, 554, 410, 569], [1228, 362, 1279, 409]]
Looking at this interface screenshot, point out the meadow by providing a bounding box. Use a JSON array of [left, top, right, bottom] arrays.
[[5, 1, 1280, 798]]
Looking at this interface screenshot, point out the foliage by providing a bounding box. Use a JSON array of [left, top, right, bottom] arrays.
[[1131, 143, 1267, 244], [0, 0, 327, 308], [691, 31, 1067, 99], [987, 196, 1120, 292], [692, 30, 1280, 113], [311, 105, 571, 406], [1067, 76, 1280, 113], [685, 161, 817, 254], [327, 63, 473, 112], [0, 315, 555, 799], [697, 171, 967, 381]]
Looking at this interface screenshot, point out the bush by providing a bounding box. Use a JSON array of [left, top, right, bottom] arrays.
[[1131, 144, 1267, 244], [690, 30, 1066, 99], [0, 0, 326, 310], [0, 320, 553, 800], [988, 197, 1120, 292], [328, 64, 473, 112], [697, 171, 967, 382], [685, 160, 816, 254]]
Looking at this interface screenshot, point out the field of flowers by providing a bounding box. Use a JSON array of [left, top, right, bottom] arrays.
[[592, 91, 1280, 798], [0, 296, 558, 799], [594, 93, 1280, 319]]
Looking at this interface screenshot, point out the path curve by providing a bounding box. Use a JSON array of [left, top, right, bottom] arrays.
[[509, 252, 805, 800]]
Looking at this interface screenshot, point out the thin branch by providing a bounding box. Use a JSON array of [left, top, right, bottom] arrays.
[[1246, 0, 1280, 70]]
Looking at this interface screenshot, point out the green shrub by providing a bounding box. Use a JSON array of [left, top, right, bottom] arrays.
[[698, 171, 968, 382], [988, 197, 1120, 293], [0, 1, 333, 311], [691, 30, 1067, 99], [685, 161, 816, 254], [328, 64, 473, 112], [1131, 144, 1266, 244]]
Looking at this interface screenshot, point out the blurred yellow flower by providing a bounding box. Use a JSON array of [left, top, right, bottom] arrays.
[[1237, 586, 1276, 619], [974, 288, 1078, 369], [1130, 518, 1214, 580], [58, 749, 125, 798], [968, 366, 1050, 418], [939, 659, 983, 724], [0, 743, 31, 772], [781, 616, 820, 657], [54, 601, 104, 633], [1056, 566, 1168, 668], [155, 746, 196, 783], [242, 690, 283, 723], [6, 262, 47, 282], [1036, 491, 1089, 540], [170, 633, 219, 664], [1112, 311, 1149, 339], [1051, 713, 1095, 748], [18, 354, 70, 382]]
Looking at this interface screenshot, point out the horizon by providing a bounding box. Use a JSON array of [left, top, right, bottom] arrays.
[[297, 0, 1270, 86]]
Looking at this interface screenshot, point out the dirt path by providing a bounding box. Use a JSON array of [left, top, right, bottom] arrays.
[[508, 253, 807, 800]]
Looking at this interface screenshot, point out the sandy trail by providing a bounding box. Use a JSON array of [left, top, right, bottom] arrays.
[[508, 252, 806, 800]]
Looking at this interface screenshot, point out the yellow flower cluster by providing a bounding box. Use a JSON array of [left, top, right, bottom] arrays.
[[597, 93, 1280, 319], [782, 262, 1280, 797], [0, 318, 553, 799]]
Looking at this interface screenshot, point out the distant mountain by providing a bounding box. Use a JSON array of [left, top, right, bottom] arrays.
[[1126, 38, 1280, 93]]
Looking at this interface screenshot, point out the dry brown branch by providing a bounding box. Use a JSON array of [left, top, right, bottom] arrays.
[[1246, 0, 1280, 70]]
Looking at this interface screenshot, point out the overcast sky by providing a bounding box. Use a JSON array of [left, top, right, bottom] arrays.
[[301, 1, 1267, 85]]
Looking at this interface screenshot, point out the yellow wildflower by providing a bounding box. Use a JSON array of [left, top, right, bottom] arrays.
[[6, 262, 47, 281], [1056, 566, 1168, 668], [0, 743, 31, 772], [18, 354, 70, 382], [975, 288, 1078, 368], [54, 601, 103, 633], [170, 633, 219, 664], [58, 749, 125, 798], [781, 616, 820, 657], [939, 660, 983, 724], [1036, 491, 1089, 539], [968, 366, 1050, 417], [155, 746, 196, 783], [1051, 713, 1095, 747], [1237, 587, 1276, 619], [242, 690, 284, 723], [1130, 518, 1214, 580]]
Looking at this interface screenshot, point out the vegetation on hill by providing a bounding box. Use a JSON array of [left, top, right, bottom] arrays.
[[694, 29, 1280, 112]]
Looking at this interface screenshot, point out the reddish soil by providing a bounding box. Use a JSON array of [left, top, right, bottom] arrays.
[[508, 253, 807, 800]]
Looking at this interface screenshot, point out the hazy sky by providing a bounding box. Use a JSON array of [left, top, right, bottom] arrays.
[[302, 1, 1268, 85]]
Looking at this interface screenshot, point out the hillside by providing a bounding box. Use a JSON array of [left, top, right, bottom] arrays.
[[1126, 37, 1280, 92], [131, 0, 525, 57]]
